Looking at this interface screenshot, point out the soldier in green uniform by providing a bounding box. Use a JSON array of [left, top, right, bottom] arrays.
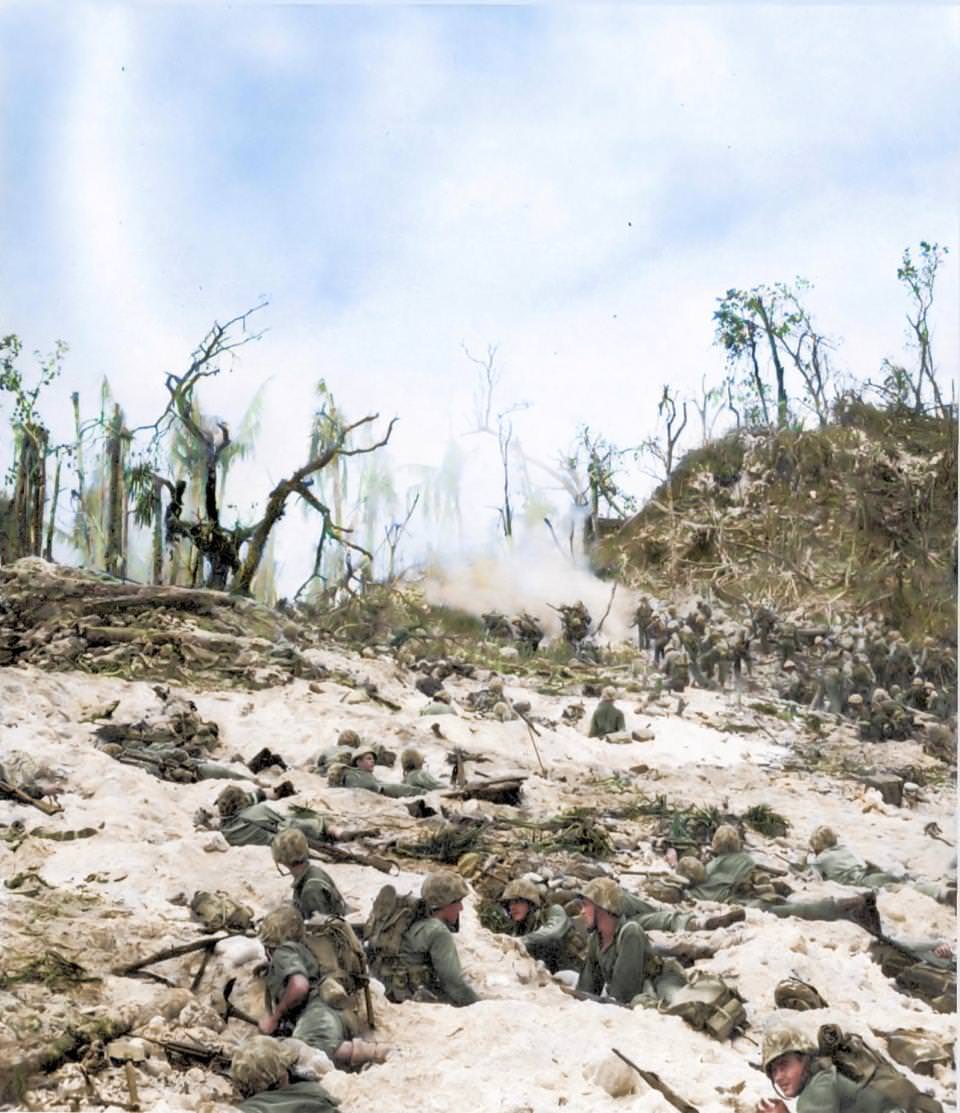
[[257, 907, 386, 1068], [215, 787, 332, 848], [231, 1036, 339, 1113], [807, 826, 954, 905], [687, 826, 882, 933], [314, 730, 361, 774], [576, 878, 656, 1004], [756, 1024, 922, 1113], [400, 748, 444, 791], [588, 687, 626, 738], [632, 596, 654, 650], [340, 749, 423, 797], [500, 878, 576, 973], [271, 829, 347, 919], [368, 870, 480, 1006]]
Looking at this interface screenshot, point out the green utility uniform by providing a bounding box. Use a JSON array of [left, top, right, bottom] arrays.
[[418, 701, 457, 716], [264, 943, 346, 1058], [388, 917, 479, 1006], [293, 863, 346, 919], [869, 936, 956, 1013], [403, 768, 444, 791], [795, 1064, 903, 1113], [588, 701, 625, 738], [691, 851, 855, 923], [222, 803, 328, 848], [341, 768, 423, 798], [112, 741, 249, 783], [811, 846, 947, 903], [512, 903, 576, 972], [576, 918, 656, 1004], [621, 891, 696, 933], [238, 1081, 339, 1113]]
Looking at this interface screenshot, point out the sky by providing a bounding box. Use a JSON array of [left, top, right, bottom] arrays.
[[1, 3, 958, 594]]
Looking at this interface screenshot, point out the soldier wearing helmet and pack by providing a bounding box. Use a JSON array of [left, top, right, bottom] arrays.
[[256, 906, 386, 1069], [500, 878, 576, 973], [688, 826, 883, 934], [230, 1035, 339, 1113], [314, 729, 362, 775], [215, 787, 333, 848], [588, 687, 626, 738], [756, 1023, 935, 1113], [806, 826, 954, 906], [400, 748, 443, 792], [271, 829, 347, 919], [365, 870, 479, 1006]]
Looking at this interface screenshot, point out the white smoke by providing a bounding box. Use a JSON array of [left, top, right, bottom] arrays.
[[422, 535, 638, 644]]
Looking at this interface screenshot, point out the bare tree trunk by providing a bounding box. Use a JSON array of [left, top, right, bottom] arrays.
[[11, 425, 47, 559], [43, 454, 62, 561], [105, 405, 125, 577], [152, 477, 164, 584], [71, 391, 92, 562]]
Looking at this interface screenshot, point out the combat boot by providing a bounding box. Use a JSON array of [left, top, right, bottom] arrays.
[[841, 891, 882, 935], [689, 907, 746, 931]]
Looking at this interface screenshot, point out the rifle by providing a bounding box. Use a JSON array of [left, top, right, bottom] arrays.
[[0, 777, 62, 815], [612, 1048, 700, 1113]]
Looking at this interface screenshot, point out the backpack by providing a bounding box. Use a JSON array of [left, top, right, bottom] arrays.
[[774, 976, 828, 1011], [327, 763, 350, 788], [656, 962, 746, 1040], [302, 916, 371, 1035], [363, 885, 422, 960], [816, 1025, 944, 1113]]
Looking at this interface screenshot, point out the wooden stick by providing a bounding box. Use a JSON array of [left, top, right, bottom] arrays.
[[611, 1048, 700, 1113]]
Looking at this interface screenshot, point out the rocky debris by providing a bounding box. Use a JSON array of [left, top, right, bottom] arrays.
[[0, 558, 328, 688]]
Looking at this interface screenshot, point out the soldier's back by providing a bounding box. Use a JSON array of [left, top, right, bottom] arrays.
[[239, 1081, 339, 1113]]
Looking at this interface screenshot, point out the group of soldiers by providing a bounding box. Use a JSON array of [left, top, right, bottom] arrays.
[[216, 757, 953, 1113], [630, 595, 956, 733]]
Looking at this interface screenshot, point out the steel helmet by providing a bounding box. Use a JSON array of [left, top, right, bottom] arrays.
[[501, 878, 543, 907], [676, 856, 706, 884], [231, 1036, 298, 1097], [271, 827, 310, 868], [762, 1025, 816, 1076], [711, 824, 742, 854], [422, 870, 469, 910], [337, 729, 361, 747], [809, 826, 837, 853], [258, 904, 305, 948], [601, 686, 617, 701], [580, 877, 624, 916], [216, 785, 251, 817], [401, 748, 424, 771]]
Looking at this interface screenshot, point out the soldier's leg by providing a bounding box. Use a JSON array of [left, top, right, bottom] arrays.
[[291, 999, 346, 1059]]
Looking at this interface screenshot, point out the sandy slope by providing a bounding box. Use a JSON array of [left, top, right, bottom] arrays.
[[0, 648, 955, 1113]]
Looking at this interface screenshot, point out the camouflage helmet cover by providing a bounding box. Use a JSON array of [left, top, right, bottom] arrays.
[[809, 825, 837, 853], [216, 784, 251, 817], [601, 686, 617, 701], [422, 869, 469, 910], [231, 1036, 298, 1096], [337, 729, 361, 747], [271, 827, 310, 867], [501, 878, 542, 907], [400, 747, 424, 771], [711, 824, 742, 854], [352, 747, 378, 765], [762, 1025, 817, 1075], [580, 877, 624, 916], [488, 677, 504, 693], [676, 856, 706, 884], [258, 904, 305, 947]]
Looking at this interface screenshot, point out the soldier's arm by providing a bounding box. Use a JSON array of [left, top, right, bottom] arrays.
[[795, 1069, 841, 1113], [427, 925, 479, 1006], [523, 904, 570, 949], [607, 921, 650, 1005], [301, 875, 347, 919], [576, 943, 604, 996]]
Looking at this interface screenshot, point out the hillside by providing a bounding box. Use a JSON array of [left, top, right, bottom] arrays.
[[607, 405, 957, 641]]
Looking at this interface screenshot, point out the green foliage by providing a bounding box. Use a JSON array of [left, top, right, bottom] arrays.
[[743, 804, 790, 838]]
